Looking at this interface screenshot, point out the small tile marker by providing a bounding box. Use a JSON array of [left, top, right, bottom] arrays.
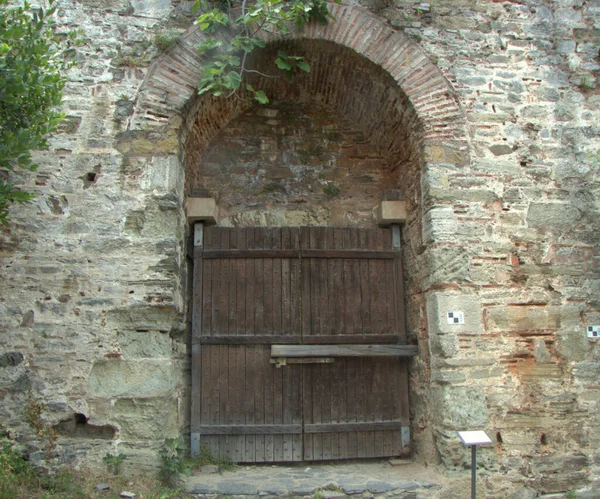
[[458, 430, 492, 499]]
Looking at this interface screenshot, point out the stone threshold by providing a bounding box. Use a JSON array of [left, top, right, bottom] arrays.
[[183, 462, 441, 498]]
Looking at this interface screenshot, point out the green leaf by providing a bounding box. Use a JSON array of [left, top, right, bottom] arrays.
[[253, 90, 269, 104], [296, 60, 310, 72], [275, 57, 292, 71], [226, 71, 242, 89]]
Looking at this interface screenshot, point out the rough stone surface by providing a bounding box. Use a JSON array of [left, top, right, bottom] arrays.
[[0, 0, 598, 497]]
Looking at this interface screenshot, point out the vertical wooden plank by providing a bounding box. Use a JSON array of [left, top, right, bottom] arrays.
[[228, 230, 239, 336], [382, 229, 395, 335], [254, 346, 266, 462], [200, 345, 211, 430], [393, 225, 407, 341], [272, 228, 283, 336], [300, 227, 311, 341], [346, 357, 357, 459], [191, 224, 204, 455], [236, 229, 247, 336], [281, 228, 292, 336], [290, 228, 301, 340], [231, 345, 245, 462], [342, 229, 353, 336], [322, 364, 333, 461], [292, 364, 303, 462], [273, 353, 283, 461], [217, 230, 230, 336], [325, 229, 335, 337], [333, 228, 345, 336], [365, 358, 375, 458], [355, 357, 367, 458], [264, 346, 274, 462], [218, 345, 228, 459], [263, 229, 273, 335], [282, 362, 293, 461], [372, 359, 384, 457], [329, 360, 342, 460], [302, 363, 313, 461], [202, 229, 214, 336], [244, 346, 255, 462], [246, 229, 255, 336], [358, 229, 370, 334], [318, 227, 329, 338], [209, 345, 220, 457], [254, 229, 265, 337]]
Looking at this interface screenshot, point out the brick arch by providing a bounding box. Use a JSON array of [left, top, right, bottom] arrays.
[[134, 3, 467, 150]]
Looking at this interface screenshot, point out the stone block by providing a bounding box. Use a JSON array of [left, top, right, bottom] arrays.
[[556, 330, 589, 362], [485, 304, 582, 332], [89, 359, 177, 398], [422, 206, 458, 244], [527, 203, 581, 229], [106, 305, 182, 332], [426, 292, 483, 335], [118, 331, 172, 358], [139, 156, 182, 194], [186, 197, 218, 224], [111, 397, 179, 439], [430, 386, 488, 428], [376, 200, 407, 225]]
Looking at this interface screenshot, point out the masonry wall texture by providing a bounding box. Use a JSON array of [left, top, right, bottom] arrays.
[[0, 0, 599, 496]]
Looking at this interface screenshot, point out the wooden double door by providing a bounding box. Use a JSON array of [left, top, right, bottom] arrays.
[[191, 227, 415, 462]]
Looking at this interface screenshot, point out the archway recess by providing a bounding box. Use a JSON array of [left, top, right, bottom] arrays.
[[135, 3, 467, 150], [131, 2, 471, 465]]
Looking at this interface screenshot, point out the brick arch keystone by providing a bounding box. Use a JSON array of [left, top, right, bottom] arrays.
[[135, 3, 467, 147]]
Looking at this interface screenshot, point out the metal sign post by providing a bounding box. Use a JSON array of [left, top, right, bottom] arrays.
[[457, 430, 493, 499]]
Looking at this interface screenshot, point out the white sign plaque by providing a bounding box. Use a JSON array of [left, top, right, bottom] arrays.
[[457, 430, 492, 446]]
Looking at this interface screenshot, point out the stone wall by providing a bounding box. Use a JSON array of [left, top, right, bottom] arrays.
[[0, 0, 599, 496]]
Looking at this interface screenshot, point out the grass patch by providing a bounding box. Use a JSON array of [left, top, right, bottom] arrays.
[[0, 436, 191, 499]]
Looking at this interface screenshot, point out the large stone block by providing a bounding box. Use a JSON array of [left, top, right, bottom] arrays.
[[485, 304, 582, 332], [118, 331, 172, 358], [527, 203, 581, 229], [106, 305, 182, 332], [430, 386, 488, 428], [139, 156, 182, 194], [111, 397, 179, 440], [422, 206, 458, 243], [426, 292, 483, 335], [88, 359, 177, 398]]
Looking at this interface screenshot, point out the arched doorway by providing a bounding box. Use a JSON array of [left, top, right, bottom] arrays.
[[134, 2, 469, 464]]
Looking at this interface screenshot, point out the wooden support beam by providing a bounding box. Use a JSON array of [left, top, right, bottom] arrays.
[[271, 344, 418, 358]]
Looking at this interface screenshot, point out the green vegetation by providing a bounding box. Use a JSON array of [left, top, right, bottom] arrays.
[[102, 453, 127, 475], [193, 0, 338, 103], [323, 183, 340, 196], [154, 29, 182, 52], [0, 0, 79, 224], [195, 443, 236, 472], [24, 396, 58, 462]]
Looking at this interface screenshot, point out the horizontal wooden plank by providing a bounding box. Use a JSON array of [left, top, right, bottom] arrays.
[[202, 249, 395, 259], [195, 335, 302, 345], [303, 250, 395, 259], [271, 344, 418, 357], [304, 421, 406, 433], [303, 335, 400, 344], [197, 425, 302, 435]]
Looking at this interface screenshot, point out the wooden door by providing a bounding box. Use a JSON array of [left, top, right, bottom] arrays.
[[191, 227, 413, 462]]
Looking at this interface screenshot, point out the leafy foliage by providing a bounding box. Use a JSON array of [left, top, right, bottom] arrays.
[[24, 396, 58, 462], [193, 0, 337, 103], [0, 0, 76, 224], [158, 438, 192, 487], [102, 453, 127, 475]]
